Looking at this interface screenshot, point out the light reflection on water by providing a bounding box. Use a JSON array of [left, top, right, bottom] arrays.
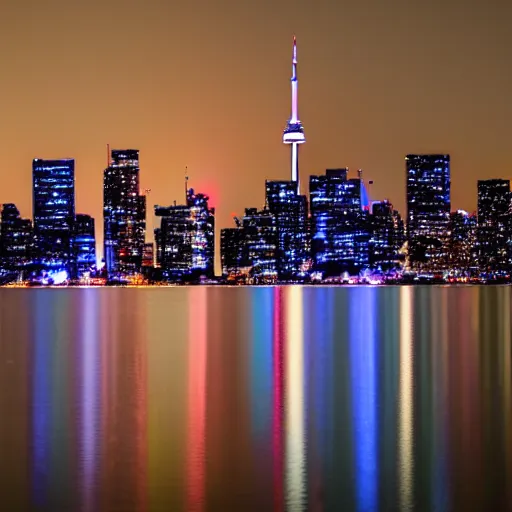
[[0, 286, 511, 511]]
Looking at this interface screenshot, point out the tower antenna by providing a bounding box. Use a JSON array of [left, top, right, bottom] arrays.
[[107, 144, 110, 167], [282, 35, 305, 193], [185, 166, 189, 201]]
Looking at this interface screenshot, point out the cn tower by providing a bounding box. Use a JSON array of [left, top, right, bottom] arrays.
[[283, 36, 305, 191]]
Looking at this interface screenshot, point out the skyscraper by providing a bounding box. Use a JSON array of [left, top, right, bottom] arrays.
[[477, 179, 511, 271], [448, 210, 477, 273], [0, 203, 33, 273], [242, 207, 277, 279], [154, 189, 215, 280], [309, 169, 370, 276], [369, 200, 405, 271], [265, 180, 309, 280], [282, 36, 305, 190], [220, 226, 247, 278], [32, 158, 75, 275], [406, 154, 451, 269], [74, 214, 96, 277], [103, 149, 146, 275]]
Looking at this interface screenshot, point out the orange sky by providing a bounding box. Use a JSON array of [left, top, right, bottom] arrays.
[[1, 0, 511, 263]]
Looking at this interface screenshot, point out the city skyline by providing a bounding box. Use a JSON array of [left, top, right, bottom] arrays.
[[1, 1, 511, 263]]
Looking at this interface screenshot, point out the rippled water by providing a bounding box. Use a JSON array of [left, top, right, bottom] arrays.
[[0, 286, 511, 511]]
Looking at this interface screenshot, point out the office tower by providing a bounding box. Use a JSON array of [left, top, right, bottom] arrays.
[[242, 208, 277, 279], [406, 154, 451, 270], [0, 204, 33, 272], [370, 200, 405, 271], [309, 169, 370, 276], [477, 179, 511, 271], [103, 149, 146, 275], [74, 214, 96, 277], [265, 180, 309, 280], [154, 189, 215, 280], [448, 210, 477, 273], [220, 226, 247, 278], [32, 158, 75, 275], [282, 37, 305, 189]]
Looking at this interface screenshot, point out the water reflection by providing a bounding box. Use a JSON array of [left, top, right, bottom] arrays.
[[349, 287, 378, 512], [398, 287, 414, 512], [0, 286, 511, 511], [285, 287, 305, 511], [186, 287, 207, 512]]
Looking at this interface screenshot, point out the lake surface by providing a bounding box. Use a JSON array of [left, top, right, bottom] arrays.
[[0, 286, 511, 511]]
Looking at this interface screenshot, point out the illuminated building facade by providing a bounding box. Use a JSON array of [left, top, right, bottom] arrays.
[[242, 208, 277, 278], [310, 169, 370, 276], [220, 227, 247, 277], [406, 154, 451, 269], [477, 179, 511, 271], [32, 158, 76, 275], [448, 210, 477, 272], [0, 203, 33, 272], [154, 189, 215, 280], [103, 149, 146, 275], [282, 37, 305, 189], [265, 180, 309, 279], [74, 214, 96, 277], [369, 200, 405, 271]]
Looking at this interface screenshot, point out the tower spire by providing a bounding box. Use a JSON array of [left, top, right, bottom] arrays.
[[283, 36, 305, 190]]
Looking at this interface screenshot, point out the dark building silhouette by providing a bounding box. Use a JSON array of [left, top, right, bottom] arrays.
[[448, 210, 477, 273], [309, 168, 370, 276], [154, 189, 215, 279], [220, 208, 278, 280], [477, 179, 511, 271], [220, 226, 247, 278], [406, 154, 451, 270], [0, 203, 33, 272], [103, 149, 146, 275], [265, 180, 309, 280], [369, 200, 405, 271], [142, 243, 154, 267], [32, 158, 75, 275], [74, 214, 96, 277]]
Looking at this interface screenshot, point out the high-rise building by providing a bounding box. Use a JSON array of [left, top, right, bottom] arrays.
[[242, 207, 277, 279], [220, 226, 247, 278], [74, 214, 96, 277], [0, 203, 33, 272], [265, 180, 309, 279], [103, 149, 146, 275], [477, 179, 511, 271], [32, 158, 75, 275], [370, 200, 405, 271], [309, 169, 370, 276], [406, 154, 451, 269], [154, 189, 215, 280], [282, 36, 305, 189], [448, 210, 477, 273]]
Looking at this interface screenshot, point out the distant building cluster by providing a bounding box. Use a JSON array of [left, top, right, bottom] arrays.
[[1, 38, 511, 285]]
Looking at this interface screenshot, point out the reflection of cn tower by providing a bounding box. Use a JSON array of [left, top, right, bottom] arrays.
[[283, 36, 305, 192], [273, 288, 284, 511]]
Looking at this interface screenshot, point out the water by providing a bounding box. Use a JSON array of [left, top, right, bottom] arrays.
[[0, 286, 511, 512]]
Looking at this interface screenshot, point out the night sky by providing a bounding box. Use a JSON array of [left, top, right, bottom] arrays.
[[1, 0, 511, 260]]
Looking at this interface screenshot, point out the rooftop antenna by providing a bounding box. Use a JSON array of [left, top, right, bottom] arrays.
[[107, 144, 110, 167], [185, 166, 189, 201]]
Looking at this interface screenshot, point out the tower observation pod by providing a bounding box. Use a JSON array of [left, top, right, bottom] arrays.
[[283, 36, 305, 190]]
